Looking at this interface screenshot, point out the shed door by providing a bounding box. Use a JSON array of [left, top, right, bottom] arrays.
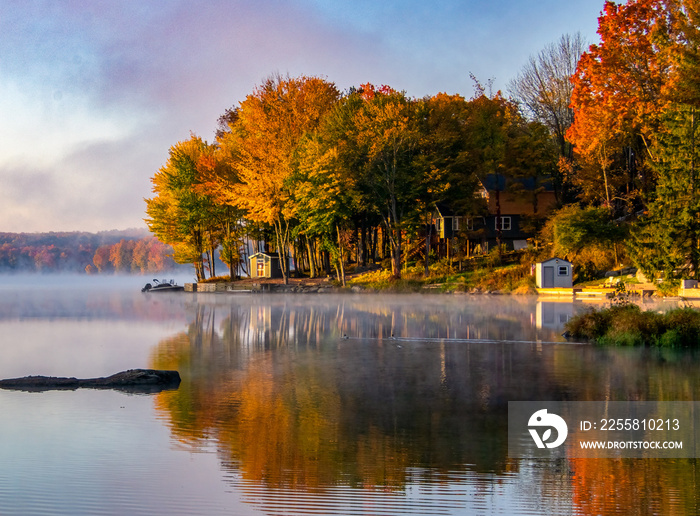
[[257, 261, 265, 277], [543, 266, 555, 288]]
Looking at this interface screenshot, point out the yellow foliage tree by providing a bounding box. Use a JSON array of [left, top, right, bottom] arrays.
[[145, 136, 221, 281], [218, 74, 340, 284]]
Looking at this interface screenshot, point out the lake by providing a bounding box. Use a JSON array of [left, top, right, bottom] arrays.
[[0, 275, 698, 515]]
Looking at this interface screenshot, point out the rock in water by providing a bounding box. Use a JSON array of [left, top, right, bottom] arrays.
[[0, 369, 181, 393]]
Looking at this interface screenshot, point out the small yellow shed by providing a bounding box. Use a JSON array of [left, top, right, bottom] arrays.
[[249, 252, 283, 279]]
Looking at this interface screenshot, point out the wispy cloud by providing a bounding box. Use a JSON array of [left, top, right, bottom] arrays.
[[0, 0, 602, 232]]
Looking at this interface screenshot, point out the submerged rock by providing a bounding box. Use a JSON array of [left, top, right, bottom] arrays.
[[0, 369, 181, 393]]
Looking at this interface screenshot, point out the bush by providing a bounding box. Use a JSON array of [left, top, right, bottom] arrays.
[[656, 278, 680, 297], [659, 329, 683, 347], [565, 306, 615, 341], [512, 275, 537, 295], [565, 304, 700, 347], [599, 330, 646, 347], [662, 308, 700, 345]]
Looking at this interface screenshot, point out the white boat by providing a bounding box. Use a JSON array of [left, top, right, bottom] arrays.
[[141, 279, 184, 293]]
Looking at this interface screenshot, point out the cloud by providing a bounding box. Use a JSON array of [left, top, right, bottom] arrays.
[[0, 0, 603, 232]]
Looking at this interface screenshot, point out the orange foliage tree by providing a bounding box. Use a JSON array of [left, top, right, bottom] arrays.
[[218, 74, 340, 284], [145, 136, 224, 280], [567, 0, 675, 207]]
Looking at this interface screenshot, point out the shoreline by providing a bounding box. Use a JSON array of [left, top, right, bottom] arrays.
[[185, 279, 670, 299]]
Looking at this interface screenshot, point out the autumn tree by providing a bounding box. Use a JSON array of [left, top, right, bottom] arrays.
[[145, 136, 221, 281], [128, 237, 176, 273], [567, 0, 675, 210], [565, 0, 700, 278], [191, 140, 249, 278], [109, 239, 137, 273], [418, 93, 477, 274], [630, 28, 700, 280], [324, 85, 425, 279], [459, 91, 559, 250], [218, 74, 340, 284], [93, 245, 113, 273], [293, 136, 359, 285]]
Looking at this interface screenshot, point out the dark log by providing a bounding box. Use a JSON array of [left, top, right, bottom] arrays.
[[0, 369, 181, 393]]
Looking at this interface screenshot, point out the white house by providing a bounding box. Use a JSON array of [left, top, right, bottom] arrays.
[[535, 258, 573, 288]]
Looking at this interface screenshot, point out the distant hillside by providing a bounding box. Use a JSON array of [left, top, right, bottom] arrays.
[[0, 230, 181, 274], [0, 228, 150, 247]]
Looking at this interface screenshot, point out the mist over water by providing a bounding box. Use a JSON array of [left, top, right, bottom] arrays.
[[0, 277, 697, 515]]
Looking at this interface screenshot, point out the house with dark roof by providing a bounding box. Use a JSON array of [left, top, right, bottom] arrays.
[[432, 174, 557, 256]]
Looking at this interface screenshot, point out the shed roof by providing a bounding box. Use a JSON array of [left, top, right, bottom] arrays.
[[249, 252, 274, 260], [537, 257, 572, 265]]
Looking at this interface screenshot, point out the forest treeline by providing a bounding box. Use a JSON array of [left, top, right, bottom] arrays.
[[146, 0, 700, 287], [0, 231, 177, 274], [146, 78, 560, 284]]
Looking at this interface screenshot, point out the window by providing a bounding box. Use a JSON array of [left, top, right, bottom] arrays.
[[464, 218, 474, 231], [453, 217, 460, 231], [558, 266, 569, 276], [495, 216, 511, 231]]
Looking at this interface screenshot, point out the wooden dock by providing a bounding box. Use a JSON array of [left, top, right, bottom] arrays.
[[536, 287, 656, 298]]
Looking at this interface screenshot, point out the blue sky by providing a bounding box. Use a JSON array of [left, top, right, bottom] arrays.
[[0, 0, 603, 232]]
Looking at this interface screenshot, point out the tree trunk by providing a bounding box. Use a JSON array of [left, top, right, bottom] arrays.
[[424, 212, 432, 277], [390, 226, 402, 280], [209, 247, 216, 278], [193, 229, 205, 281], [323, 250, 332, 276], [336, 225, 346, 287], [305, 237, 316, 278], [272, 219, 289, 285], [371, 227, 378, 264], [362, 226, 366, 266]]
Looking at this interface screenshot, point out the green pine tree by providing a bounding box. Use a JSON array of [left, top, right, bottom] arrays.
[[630, 104, 700, 280]]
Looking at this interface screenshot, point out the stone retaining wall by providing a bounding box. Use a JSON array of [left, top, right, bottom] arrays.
[[185, 282, 339, 294]]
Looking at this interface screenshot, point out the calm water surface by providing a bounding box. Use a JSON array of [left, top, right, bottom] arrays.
[[0, 275, 699, 515]]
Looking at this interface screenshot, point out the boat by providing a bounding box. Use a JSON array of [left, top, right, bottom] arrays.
[[141, 279, 184, 293]]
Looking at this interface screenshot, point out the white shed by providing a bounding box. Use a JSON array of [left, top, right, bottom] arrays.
[[536, 257, 573, 288]]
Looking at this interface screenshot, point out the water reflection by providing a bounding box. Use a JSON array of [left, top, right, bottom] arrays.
[[148, 294, 700, 514]]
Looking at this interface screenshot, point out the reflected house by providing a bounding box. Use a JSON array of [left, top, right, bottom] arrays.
[[536, 258, 573, 288], [249, 252, 283, 279]]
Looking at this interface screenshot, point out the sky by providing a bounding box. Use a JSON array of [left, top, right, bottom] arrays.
[[0, 0, 605, 233]]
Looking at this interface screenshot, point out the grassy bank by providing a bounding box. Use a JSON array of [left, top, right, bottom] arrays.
[[195, 256, 538, 294], [348, 256, 537, 294], [565, 304, 700, 347]]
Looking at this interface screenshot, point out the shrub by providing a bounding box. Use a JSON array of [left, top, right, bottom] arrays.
[[512, 275, 537, 295], [662, 308, 700, 345], [656, 278, 680, 297], [565, 304, 700, 347], [565, 306, 614, 341], [659, 329, 683, 347], [599, 330, 645, 347]]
